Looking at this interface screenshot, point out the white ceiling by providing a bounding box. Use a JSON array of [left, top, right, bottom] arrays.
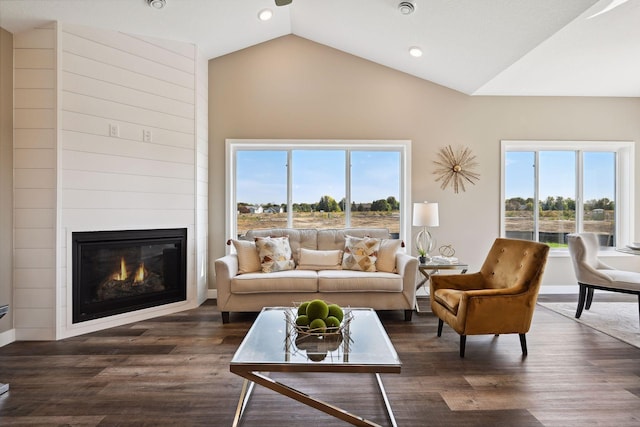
[[0, 0, 638, 97]]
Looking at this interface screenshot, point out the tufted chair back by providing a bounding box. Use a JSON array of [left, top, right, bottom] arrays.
[[479, 238, 550, 294]]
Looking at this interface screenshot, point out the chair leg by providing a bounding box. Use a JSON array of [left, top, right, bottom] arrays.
[[459, 335, 466, 358], [437, 318, 443, 337], [519, 333, 528, 356], [585, 287, 595, 310], [576, 284, 587, 318]]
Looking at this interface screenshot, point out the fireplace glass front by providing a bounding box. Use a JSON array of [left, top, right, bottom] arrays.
[[72, 228, 187, 323]]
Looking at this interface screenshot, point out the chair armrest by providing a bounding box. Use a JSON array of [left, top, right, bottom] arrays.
[[430, 272, 484, 293]]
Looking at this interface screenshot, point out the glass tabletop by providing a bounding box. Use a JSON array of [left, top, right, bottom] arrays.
[[230, 307, 400, 371]]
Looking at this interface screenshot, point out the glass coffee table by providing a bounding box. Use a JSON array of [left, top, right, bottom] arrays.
[[230, 307, 401, 427]]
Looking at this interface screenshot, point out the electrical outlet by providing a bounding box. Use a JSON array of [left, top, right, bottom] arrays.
[[143, 129, 152, 143], [109, 124, 119, 137]]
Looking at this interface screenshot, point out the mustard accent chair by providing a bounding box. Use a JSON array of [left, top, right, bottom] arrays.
[[567, 232, 640, 323], [430, 238, 550, 357]]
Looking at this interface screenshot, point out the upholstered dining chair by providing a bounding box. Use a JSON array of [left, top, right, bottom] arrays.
[[567, 232, 640, 324], [430, 238, 550, 357]]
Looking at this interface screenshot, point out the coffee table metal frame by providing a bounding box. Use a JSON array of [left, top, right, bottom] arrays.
[[230, 307, 401, 427]]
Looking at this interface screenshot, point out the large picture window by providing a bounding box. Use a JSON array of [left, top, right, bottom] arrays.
[[501, 140, 634, 249], [227, 140, 411, 241]]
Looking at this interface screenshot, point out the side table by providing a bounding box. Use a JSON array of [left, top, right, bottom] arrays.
[[0, 304, 8, 395], [416, 262, 468, 312]]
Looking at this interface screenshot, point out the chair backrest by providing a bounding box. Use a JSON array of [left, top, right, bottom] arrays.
[[567, 232, 612, 286], [479, 238, 550, 292]]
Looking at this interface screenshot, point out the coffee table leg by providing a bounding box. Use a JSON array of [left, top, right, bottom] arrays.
[[375, 373, 397, 427], [232, 379, 255, 427], [234, 370, 392, 426]]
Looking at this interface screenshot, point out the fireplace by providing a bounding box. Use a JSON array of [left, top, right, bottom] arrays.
[[72, 228, 187, 324]]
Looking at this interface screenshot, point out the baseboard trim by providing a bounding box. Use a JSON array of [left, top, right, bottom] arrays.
[[0, 328, 16, 348]]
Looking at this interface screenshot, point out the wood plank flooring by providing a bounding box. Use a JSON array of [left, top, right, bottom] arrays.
[[0, 297, 639, 426]]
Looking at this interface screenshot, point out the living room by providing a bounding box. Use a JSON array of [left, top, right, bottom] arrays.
[[0, 1, 639, 425]]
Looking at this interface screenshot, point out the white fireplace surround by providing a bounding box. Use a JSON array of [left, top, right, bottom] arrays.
[[9, 22, 209, 341], [62, 225, 195, 339]]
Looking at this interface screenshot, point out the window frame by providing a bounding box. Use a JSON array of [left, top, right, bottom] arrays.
[[500, 140, 635, 251], [226, 139, 412, 247]]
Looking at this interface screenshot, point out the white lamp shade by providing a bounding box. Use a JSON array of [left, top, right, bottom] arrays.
[[412, 202, 439, 227]]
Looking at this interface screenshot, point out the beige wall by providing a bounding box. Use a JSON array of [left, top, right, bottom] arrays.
[[208, 35, 640, 289], [0, 28, 13, 338]]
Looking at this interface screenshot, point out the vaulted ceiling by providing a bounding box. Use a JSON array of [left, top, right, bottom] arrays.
[[1, 0, 638, 96]]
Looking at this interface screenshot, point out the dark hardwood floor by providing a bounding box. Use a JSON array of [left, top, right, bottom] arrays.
[[0, 297, 639, 426]]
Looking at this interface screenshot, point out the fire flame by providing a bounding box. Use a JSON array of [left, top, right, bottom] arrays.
[[111, 257, 128, 281], [111, 258, 146, 284], [134, 263, 145, 284]]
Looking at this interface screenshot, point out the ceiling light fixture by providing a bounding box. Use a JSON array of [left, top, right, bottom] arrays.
[[398, 1, 416, 15], [258, 9, 273, 21], [409, 46, 423, 57], [147, 0, 166, 9]]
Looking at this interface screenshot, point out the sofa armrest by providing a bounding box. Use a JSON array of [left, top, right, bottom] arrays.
[[214, 254, 239, 310], [396, 252, 419, 300]]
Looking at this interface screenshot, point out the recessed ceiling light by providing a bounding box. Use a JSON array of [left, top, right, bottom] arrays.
[[398, 1, 416, 15], [409, 46, 423, 57], [258, 9, 273, 21], [147, 0, 166, 9]]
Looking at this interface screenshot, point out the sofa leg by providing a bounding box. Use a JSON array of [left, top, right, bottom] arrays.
[[221, 312, 230, 324], [404, 309, 413, 321], [437, 318, 443, 337], [519, 333, 528, 356], [459, 335, 466, 358]]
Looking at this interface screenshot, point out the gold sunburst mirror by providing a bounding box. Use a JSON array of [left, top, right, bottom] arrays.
[[433, 145, 480, 193]]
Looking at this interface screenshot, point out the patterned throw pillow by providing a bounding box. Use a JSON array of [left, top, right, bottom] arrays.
[[254, 236, 295, 273], [342, 236, 381, 272], [231, 239, 261, 274]]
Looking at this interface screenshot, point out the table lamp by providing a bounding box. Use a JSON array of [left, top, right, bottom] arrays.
[[412, 201, 439, 262]]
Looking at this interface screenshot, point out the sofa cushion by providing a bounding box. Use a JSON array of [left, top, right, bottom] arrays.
[[297, 248, 343, 271], [317, 228, 390, 251], [255, 236, 295, 273], [318, 270, 402, 292], [376, 239, 402, 273], [231, 239, 261, 274], [342, 236, 381, 272], [231, 270, 318, 293], [246, 228, 318, 264]]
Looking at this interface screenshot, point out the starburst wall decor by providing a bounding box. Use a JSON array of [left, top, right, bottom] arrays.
[[433, 145, 480, 194]]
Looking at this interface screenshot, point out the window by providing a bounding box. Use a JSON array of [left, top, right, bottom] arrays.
[[501, 140, 634, 249], [227, 140, 411, 241]]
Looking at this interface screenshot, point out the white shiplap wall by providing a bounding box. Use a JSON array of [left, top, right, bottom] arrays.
[[13, 21, 207, 340], [13, 23, 58, 341]]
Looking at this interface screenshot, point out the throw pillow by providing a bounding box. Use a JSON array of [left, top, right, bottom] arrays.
[[255, 236, 295, 273], [297, 248, 343, 271], [231, 239, 261, 274], [342, 236, 381, 272], [376, 239, 402, 273]]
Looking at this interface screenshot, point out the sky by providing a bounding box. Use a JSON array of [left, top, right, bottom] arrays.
[[236, 150, 400, 205], [505, 151, 615, 201]]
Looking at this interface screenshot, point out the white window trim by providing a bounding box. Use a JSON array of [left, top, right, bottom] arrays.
[[500, 140, 635, 252], [226, 139, 412, 251]]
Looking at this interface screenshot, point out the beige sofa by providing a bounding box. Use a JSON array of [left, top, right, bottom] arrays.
[[214, 228, 418, 323]]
